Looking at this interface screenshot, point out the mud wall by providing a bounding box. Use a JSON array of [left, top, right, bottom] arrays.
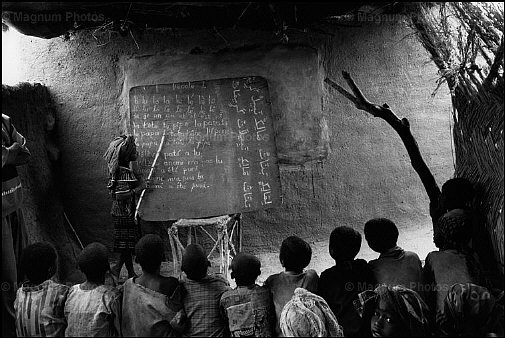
[[12, 19, 453, 257], [2, 83, 79, 279]]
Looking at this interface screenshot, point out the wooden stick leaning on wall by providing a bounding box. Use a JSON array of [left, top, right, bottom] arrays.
[[324, 71, 441, 206]]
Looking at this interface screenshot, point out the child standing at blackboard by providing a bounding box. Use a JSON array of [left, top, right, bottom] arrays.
[[104, 135, 140, 280], [264, 236, 319, 337]]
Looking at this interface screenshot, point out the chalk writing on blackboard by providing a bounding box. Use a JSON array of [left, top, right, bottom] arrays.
[[130, 76, 281, 221]]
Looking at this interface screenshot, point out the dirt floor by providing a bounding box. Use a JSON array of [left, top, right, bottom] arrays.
[[109, 223, 436, 288]]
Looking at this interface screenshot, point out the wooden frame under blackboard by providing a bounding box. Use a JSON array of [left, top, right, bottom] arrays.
[[129, 76, 282, 221]]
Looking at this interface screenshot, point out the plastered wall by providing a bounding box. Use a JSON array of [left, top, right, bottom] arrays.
[[13, 19, 453, 258]]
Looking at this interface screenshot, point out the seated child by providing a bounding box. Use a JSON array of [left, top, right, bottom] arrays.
[[364, 218, 424, 294], [359, 284, 431, 337], [430, 177, 475, 224], [264, 235, 319, 337], [424, 209, 482, 325], [437, 283, 504, 337], [318, 226, 375, 336], [64, 242, 121, 337], [121, 234, 183, 337], [14, 242, 69, 337], [180, 244, 231, 337], [280, 288, 344, 337], [220, 253, 275, 337]]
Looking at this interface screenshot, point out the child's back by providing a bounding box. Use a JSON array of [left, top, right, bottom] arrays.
[[121, 234, 183, 337], [318, 226, 374, 336], [181, 274, 231, 337], [424, 209, 482, 321], [368, 247, 423, 290], [65, 284, 121, 337], [64, 243, 121, 337], [220, 253, 275, 337], [364, 218, 423, 293], [264, 236, 318, 337], [180, 244, 231, 337], [14, 242, 69, 337], [121, 276, 180, 336]]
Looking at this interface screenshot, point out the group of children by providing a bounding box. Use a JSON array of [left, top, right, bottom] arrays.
[[13, 179, 504, 337]]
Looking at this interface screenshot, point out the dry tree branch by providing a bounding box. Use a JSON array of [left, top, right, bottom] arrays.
[[325, 71, 441, 204]]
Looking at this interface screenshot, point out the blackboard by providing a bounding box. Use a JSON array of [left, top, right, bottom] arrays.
[[130, 76, 282, 221]]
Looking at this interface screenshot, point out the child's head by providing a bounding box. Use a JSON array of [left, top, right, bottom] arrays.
[[440, 177, 474, 212], [20, 242, 58, 285], [279, 236, 312, 273], [135, 234, 164, 274], [439, 283, 504, 337], [364, 218, 399, 253], [364, 285, 430, 337], [433, 208, 472, 250], [329, 226, 362, 261], [230, 253, 261, 286], [182, 244, 210, 281], [78, 242, 110, 283]]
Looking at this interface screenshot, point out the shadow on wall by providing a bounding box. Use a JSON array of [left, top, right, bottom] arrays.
[[2, 83, 81, 282]]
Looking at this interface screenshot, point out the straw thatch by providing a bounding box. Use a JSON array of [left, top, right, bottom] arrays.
[[410, 2, 504, 276]]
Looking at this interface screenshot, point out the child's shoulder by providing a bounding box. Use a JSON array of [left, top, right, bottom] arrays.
[[48, 279, 70, 293], [264, 272, 282, 285], [304, 269, 319, 279]]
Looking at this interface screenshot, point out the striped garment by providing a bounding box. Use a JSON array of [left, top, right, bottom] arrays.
[[14, 279, 69, 337]]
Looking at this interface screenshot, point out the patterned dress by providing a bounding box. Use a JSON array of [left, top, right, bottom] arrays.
[[110, 166, 140, 252], [14, 280, 69, 337]]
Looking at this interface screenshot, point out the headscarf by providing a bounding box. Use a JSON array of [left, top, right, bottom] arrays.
[[357, 284, 431, 337], [103, 135, 136, 176], [433, 208, 473, 251], [437, 283, 504, 337], [280, 288, 344, 337]]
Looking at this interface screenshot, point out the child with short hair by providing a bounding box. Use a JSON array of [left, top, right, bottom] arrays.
[[121, 234, 183, 336], [318, 226, 375, 336], [220, 253, 275, 337], [364, 218, 424, 294], [181, 244, 231, 337], [264, 236, 319, 337], [14, 242, 69, 337], [64, 242, 121, 337]]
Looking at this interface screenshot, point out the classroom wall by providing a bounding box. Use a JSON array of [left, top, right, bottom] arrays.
[[13, 18, 453, 260]]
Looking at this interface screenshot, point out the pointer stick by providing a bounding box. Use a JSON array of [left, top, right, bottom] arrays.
[[134, 132, 166, 223]]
